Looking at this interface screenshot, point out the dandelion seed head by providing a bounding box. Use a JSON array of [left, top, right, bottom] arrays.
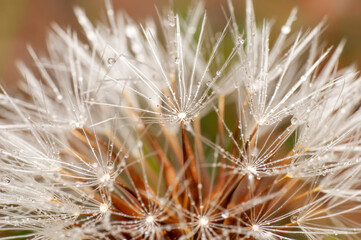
[[1, 0, 361, 239], [281, 25, 291, 34]]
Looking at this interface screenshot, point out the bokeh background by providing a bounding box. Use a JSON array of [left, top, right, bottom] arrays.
[[0, 0, 361, 91]]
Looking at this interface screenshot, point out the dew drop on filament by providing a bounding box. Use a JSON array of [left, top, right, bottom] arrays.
[[291, 117, 298, 125], [2, 177, 11, 184], [56, 95, 63, 101], [221, 210, 229, 219], [107, 58, 116, 65], [168, 12, 176, 27], [290, 215, 298, 223], [281, 25, 291, 35]]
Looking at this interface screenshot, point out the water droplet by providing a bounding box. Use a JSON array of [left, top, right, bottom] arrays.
[[125, 25, 137, 38], [137, 141, 143, 148], [281, 25, 291, 35], [107, 8, 114, 16], [216, 71, 221, 77], [247, 173, 255, 188], [251, 148, 259, 157], [290, 215, 298, 223], [107, 58, 116, 65], [56, 95, 63, 101], [2, 177, 11, 184], [71, 121, 82, 129], [168, 13, 176, 27], [221, 210, 229, 219], [53, 172, 61, 181]]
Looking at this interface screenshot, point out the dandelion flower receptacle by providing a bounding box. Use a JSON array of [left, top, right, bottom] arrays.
[[1, 0, 361, 239]]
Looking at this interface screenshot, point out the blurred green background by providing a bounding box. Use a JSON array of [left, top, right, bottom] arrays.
[[0, 0, 360, 90]]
